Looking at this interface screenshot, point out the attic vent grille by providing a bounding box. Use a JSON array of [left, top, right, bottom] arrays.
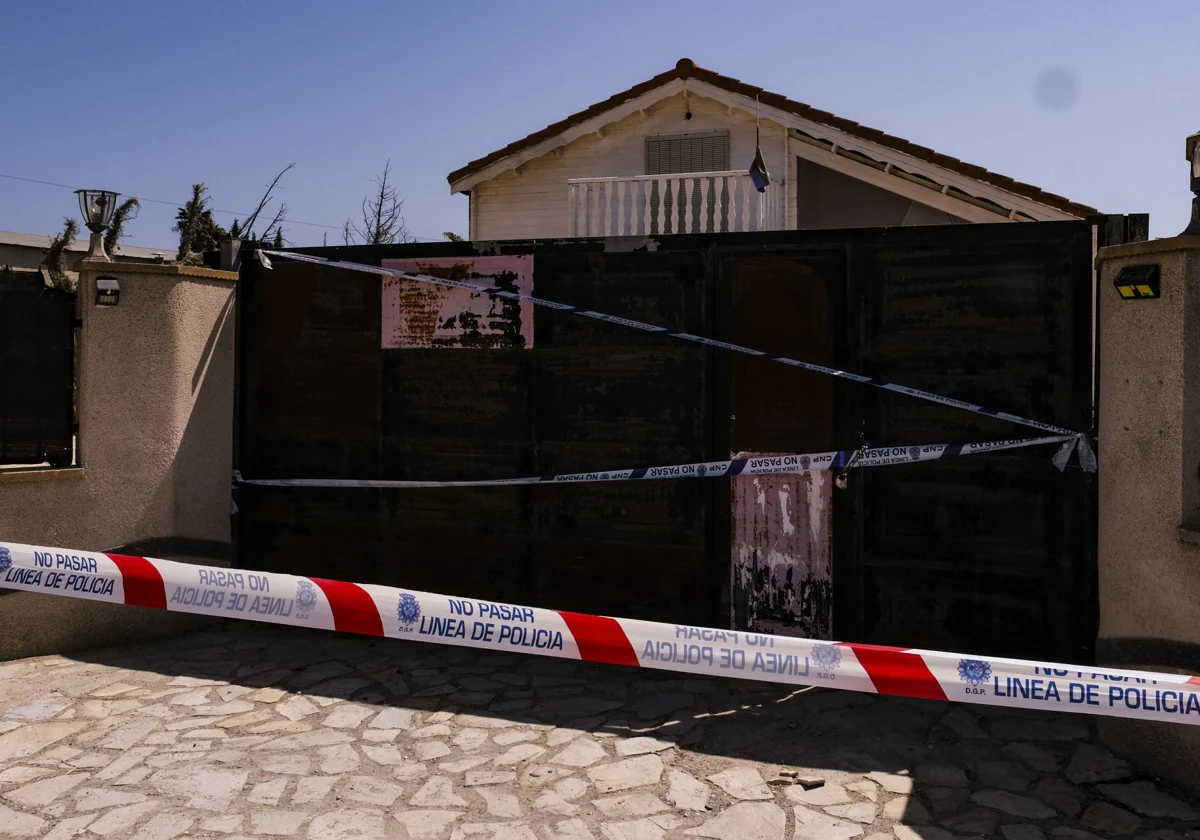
[[645, 130, 730, 175]]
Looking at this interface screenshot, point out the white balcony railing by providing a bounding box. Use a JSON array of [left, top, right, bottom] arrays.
[[567, 170, 785, 238]]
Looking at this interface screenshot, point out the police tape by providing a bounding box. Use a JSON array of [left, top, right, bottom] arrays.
[[2, 540, 1196, 725], [257, 249, 1096, 473], [234, 435, 1073, 489]]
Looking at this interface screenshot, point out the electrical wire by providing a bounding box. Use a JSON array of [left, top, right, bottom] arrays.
[[1, 172, 338, 231], [0, 171, 447, 241]]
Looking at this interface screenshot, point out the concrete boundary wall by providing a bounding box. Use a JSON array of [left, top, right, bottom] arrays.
[[1096, 236, 1200, 795], [0, 261, 237, 660]]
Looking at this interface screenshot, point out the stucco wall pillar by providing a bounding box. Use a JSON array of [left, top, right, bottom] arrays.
[[1095, 235, 1200, 794], [0, 261, 237, 660]]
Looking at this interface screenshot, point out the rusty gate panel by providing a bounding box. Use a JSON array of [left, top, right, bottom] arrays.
[[732, 467, 832, 638], [381, 255, 534, 349]]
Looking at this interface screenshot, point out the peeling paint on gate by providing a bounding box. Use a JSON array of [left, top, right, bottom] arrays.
[[731, 462, 832, 639], [381, 255, 533, 349]]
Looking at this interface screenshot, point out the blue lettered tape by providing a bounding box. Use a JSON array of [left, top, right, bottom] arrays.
[[234, 435, 1073, 489], [257, 250, 1095, 472], [3, 539, 1197, 725]]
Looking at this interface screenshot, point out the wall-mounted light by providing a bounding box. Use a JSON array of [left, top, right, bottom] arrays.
[[95, 275, 120, 306], [74, 189, 120, 262], [1113, 264, 1160, 300]]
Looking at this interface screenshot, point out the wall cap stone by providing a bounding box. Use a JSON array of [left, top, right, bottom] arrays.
[[1096, 235, 1200, 266], [77, 260, 237, 282], [0, 467, 84, 485]]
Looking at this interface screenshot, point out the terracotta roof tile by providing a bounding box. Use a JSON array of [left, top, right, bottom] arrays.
[[448, 58, 1096, 218]]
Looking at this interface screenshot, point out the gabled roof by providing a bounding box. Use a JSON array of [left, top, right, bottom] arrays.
[[448, 58, 1096, 219]]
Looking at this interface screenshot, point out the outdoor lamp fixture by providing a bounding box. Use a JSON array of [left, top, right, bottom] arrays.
[[74, 188, 120, 262], [1183, 130, 1200, 237]]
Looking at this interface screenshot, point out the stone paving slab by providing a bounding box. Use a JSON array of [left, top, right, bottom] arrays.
[[1, 624, 1198, 840]]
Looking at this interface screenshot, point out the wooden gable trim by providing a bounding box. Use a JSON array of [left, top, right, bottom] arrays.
[[789, 135, 1013, 224], [449, 79, 686, 194], [685, 80, 1082, 222]]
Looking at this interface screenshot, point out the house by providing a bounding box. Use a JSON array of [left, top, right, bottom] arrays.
[[0, 229, 173, 277], [447, 58, 1097, 240]]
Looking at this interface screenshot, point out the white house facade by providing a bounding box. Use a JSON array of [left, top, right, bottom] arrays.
[[448, 59, 1096, 241]]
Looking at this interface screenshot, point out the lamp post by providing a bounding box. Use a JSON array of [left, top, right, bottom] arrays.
[[74, 189, 120, 262], [1183, 130, 1200, 237]]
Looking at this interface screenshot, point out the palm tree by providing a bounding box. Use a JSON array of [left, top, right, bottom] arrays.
[[174, 184, 226, 262], [103, 198, 141, 256], [43, 218, 78, 290]]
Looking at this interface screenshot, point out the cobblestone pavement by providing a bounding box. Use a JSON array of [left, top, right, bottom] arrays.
[[1, 624, 1198, 840]]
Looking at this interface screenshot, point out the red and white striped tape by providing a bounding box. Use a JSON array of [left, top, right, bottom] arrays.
[[2, 541, 1197, 725]]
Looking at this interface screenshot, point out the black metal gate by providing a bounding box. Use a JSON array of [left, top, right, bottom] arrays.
[[235, 219, 1139, 661], [0, 270, 75, 466]]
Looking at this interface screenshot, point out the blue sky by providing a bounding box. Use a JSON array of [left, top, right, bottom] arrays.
[[1, 0, 1196, 248]]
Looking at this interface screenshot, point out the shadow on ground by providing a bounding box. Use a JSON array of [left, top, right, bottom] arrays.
[[2, 619, 1198, 840]]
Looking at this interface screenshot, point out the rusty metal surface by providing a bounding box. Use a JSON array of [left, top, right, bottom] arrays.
[[732, 468, 832, 639], [381, 255, 534, 349]]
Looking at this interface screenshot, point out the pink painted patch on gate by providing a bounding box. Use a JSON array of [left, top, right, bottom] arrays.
[[731, 462, 833, 640], [381, 255, 534, 350]]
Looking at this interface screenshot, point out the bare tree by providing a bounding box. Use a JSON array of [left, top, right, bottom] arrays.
[[172, 165, 293, 261], [240, 163, 294, 244], [344, 162, 410, 245]]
